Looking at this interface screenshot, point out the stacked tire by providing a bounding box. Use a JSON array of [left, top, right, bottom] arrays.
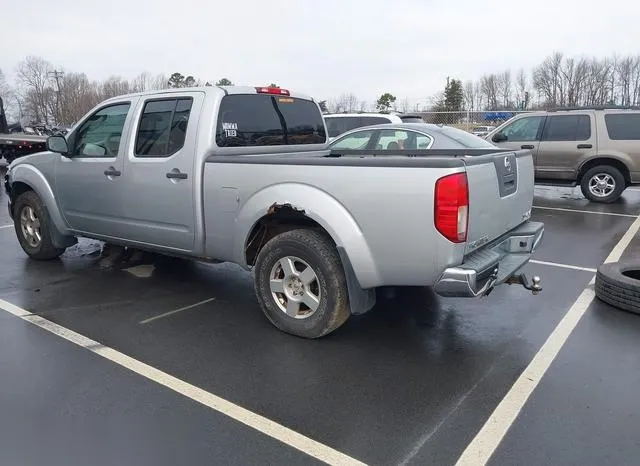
[[595, 262, 640, 315]]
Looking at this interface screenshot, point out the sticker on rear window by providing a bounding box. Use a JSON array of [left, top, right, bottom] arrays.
[[278, 98, 294, 103], [222, 122, 238, 137]]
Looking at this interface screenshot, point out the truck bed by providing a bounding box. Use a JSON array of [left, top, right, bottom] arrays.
[[202, 148, 535, 289]]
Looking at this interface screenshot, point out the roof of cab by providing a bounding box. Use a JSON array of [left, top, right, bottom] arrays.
[[102, 85, 315, 104]]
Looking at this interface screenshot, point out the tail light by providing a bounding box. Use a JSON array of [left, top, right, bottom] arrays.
[[435, 172, 469, 243], [255, 86, 290, 96]]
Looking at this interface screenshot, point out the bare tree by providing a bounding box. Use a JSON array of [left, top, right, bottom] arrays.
[[480, 73, 499, 110], [359, 100, 368, 112], [399, 97, 410, 113], [99, 76, 132, 100], [332, 93, 360, 113], [629, 56, 640, 105], [532, 52, 562, 107], [463, 80, 475, 111], [0, 69, 18, 120], [16, 56, 54, 124], [58, 72, 101, 124], [131, 72, 154, 92], [498, 70, 512, 108], [344, 93, 360, 112], [513, 69, 527, 108]]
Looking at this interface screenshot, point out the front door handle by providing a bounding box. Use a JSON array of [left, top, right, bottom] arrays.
[[104, 168, 121, 177], [577, 144, 593, 149], [521, 144, 535, 149], [166, 171, 188, 180]]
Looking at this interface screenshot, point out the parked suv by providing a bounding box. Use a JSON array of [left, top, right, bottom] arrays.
[[485, 107, 640, 203], [324, 112, 423, 141]]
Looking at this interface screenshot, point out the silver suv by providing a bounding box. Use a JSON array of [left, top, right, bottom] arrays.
[[485, 107, 640, 203]]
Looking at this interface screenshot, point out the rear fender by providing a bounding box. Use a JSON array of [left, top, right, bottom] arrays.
[[235, 183, 381, 289], [577, 154, 632, 179], [10, 164, 75, 247]]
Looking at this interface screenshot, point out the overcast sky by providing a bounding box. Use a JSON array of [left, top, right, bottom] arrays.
[[3, 0, 639, 105]]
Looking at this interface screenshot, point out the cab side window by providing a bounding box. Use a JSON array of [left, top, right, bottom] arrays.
[[330, 130, 375, 149], [500, 116, 545, 142], [541, 115, 591, 141], [373, 129, 433, 150], [135, 98, 193, 157], [73, 103, 131, 157]]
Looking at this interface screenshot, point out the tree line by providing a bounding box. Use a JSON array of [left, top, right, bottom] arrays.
[[3, 52, 640, 126], [0, 56, 237, 126], [328, 52, 640, 115]]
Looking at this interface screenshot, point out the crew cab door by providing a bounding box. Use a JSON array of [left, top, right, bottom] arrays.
[[119, 91, 204, 252], [54, 100, 136, 237]]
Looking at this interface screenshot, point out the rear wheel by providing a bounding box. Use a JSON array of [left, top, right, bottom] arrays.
[[253, 228, 350, 339], [580, 165, 625, 203], [14, 191, 66, 260]]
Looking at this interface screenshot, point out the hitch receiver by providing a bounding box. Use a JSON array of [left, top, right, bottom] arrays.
[[506, 273, 542, 295]]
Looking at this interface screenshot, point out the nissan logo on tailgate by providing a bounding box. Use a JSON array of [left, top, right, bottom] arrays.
[[504, 156, 511, 172]]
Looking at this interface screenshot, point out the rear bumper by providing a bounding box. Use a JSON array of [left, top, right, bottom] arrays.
[[434, 221, 544, 298]]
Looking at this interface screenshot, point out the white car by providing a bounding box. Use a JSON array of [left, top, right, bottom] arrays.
[[324, 112, 423, 141]]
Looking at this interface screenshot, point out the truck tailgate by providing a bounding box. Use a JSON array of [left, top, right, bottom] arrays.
[[464, 151, 534, 255]]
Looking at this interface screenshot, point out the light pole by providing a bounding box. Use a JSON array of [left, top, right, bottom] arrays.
[[47, 70, 64, 124]]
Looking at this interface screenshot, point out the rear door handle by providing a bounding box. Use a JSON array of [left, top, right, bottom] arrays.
[[577, 144, 593, 149], [104, 168, 121, 177], [166, 171, 188, 180], [521, 144, 535, 149]]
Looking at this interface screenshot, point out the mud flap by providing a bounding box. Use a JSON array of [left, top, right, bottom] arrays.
[[337, 247, 376, 315]]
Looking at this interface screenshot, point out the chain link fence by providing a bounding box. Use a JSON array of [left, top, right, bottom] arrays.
[[416, 110, 533, 133]]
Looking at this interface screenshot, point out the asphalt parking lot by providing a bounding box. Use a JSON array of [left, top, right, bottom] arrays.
[[1, 179, 640, 466]]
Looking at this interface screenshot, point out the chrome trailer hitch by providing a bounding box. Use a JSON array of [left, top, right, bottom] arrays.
[[506, 273, 542, 295]]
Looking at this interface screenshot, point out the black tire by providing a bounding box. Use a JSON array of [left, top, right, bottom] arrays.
[[580, 165, 625, 203], [595, 261, 640, 315], [253, 228, 350, 338], [13, 190, 66, 260]]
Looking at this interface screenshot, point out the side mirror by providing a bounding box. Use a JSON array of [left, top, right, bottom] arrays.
[[492, 132, 507, 143], [47, 135, 69, 154]]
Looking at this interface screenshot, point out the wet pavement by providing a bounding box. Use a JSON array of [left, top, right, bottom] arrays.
[[1, 181, 640, 465]]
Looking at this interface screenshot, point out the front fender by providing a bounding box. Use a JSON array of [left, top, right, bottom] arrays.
[[235, 183, 381, 288], [10, 163, 72, 240]]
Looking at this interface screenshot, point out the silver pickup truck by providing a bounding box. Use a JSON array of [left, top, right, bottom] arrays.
[[4, 86, 544, 338]]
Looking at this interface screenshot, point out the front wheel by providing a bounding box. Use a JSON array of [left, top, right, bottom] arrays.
[[580, 165, 625, 203], [13, 191, 66, 260], [253, 228, 350, 339]]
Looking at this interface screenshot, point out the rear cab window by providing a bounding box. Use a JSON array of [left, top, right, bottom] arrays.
[[604, 113, 640, 140], [215, 94, 326, 147]]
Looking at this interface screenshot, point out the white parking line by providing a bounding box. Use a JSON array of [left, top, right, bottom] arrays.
[[0, 224, 13, 230], [529, 259, 597, 273], [0, 298, 366, 466], [140, 297, 216, 324], [455, 213, 640, 466], [532, 205, 637, 218]]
